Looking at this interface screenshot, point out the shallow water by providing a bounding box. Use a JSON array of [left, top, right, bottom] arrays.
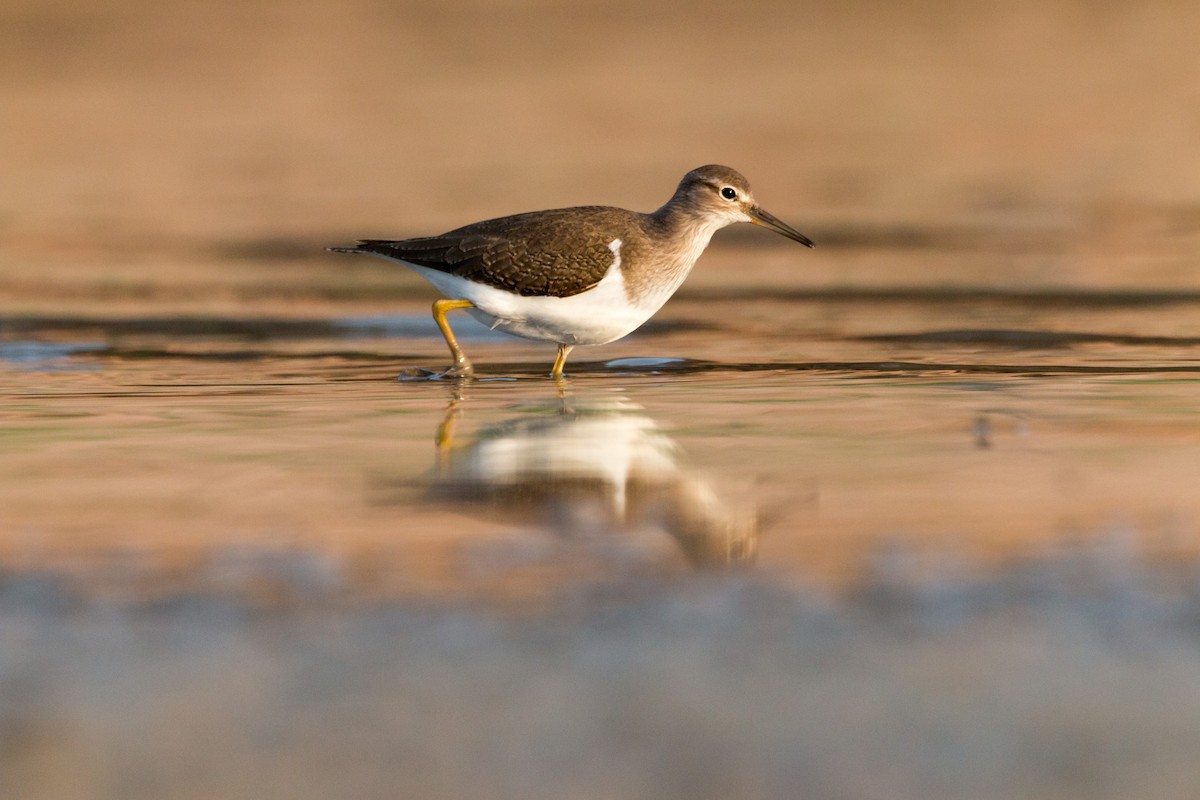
[[6, 290, 1200, 798], [7, 295, 1200, 600]]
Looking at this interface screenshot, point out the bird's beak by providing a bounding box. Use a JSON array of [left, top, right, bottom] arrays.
[[748, 206, 815, 248]]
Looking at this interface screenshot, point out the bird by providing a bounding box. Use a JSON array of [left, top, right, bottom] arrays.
[[329, 164, 813, 379]]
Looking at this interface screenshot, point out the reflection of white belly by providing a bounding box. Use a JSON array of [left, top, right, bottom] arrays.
[[408, 261, 671, 346], [448, 405, 679, 516]]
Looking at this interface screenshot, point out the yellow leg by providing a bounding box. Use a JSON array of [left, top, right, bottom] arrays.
[[432, 298, 475, 377], [551, 343, 574, 379]]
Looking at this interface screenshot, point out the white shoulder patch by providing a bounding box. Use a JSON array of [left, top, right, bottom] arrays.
[[607, 238, 623, 269]]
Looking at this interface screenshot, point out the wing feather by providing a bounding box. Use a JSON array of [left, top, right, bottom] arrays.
[[338, 207, 639, 298]]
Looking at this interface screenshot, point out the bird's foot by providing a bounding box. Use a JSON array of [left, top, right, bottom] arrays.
[[442, 358, 475, 379], [395, 364, 474, 382], [396, 366, 441, 382]]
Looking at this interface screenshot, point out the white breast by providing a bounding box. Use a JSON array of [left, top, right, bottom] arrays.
[[407, 239, 665, 345]]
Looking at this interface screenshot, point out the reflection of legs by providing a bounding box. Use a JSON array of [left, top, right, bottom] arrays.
[[551, 343, 574, 380], [435, 399, 461, 451], [433, 393, 467, 478], [433, 298, 475, 377]]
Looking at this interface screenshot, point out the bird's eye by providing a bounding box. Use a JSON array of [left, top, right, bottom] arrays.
[[720, 187, 737, 200]]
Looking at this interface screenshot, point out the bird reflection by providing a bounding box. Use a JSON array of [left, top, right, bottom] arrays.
[[430, 389, 757, 568]]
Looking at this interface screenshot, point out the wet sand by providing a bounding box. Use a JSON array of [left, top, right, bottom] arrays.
[[5, 1, 1200, 798]]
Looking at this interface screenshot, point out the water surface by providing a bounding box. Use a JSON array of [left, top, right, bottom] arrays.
[[6, 294, 1200, 799]]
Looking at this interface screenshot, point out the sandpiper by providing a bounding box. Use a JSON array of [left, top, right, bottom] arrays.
[[330, 164, 813, 379]]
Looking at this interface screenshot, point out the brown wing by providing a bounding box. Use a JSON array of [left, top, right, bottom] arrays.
[[336, 207, 635, 298]]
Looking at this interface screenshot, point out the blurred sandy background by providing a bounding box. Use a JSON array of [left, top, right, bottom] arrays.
[[3, 0, 1199, 316]]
